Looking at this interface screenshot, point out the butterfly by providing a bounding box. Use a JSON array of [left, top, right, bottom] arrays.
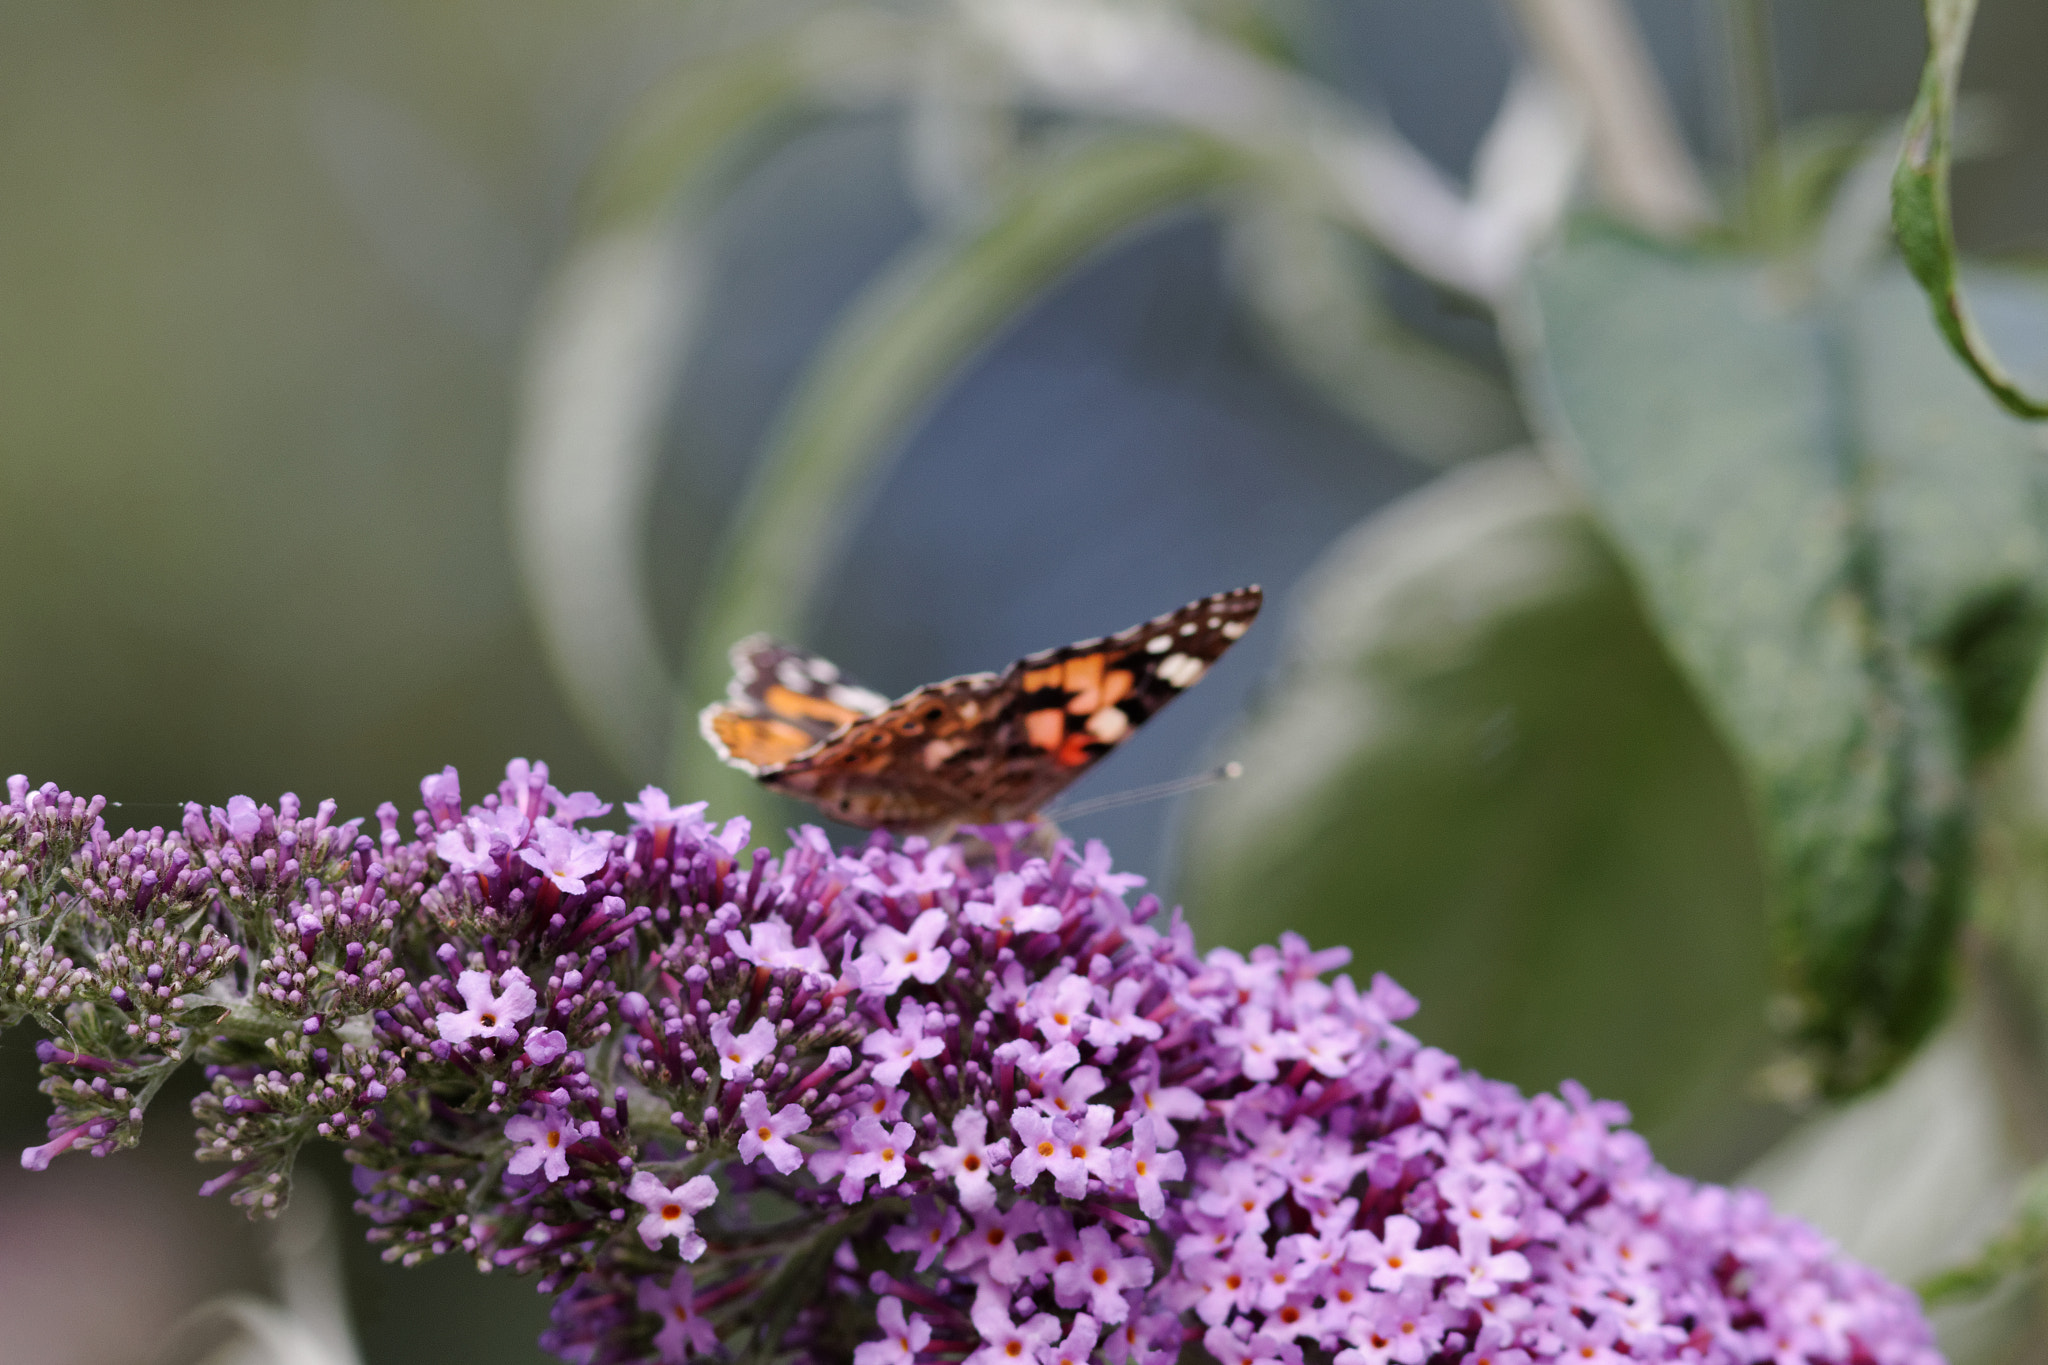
[[699, 587, 1262, 834]]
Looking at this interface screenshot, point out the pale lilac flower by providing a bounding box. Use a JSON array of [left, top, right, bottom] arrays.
[[842, 1115, 914, 1192], [862, 998, 944, 1086], [624, 785, 707, 832], [1048, 1314, 1101, 1365], [884, 843, 960, 897], [705, 815, 750, 858], [736, 1090, 810, 1175], [505, 1106, 573, 1183], [1549, 1310, 1627, 1365], [627, 1172, 719, 1259], [1024, 972, 1095, 1045], [1079, 837, 1145, 897], [1376, 1296, 1447, 1365], [962, 871, 1062, 934], [1119, 1117, 1185, 1219], [1008, 1108, 1074, 1194], [1052, 1223, 1154, 1323], [1216, 1005, 1302, 1082], [1180, 1245, 1259, 1326], [434, 821, 498, 876], [925, 1108, 1011, 1211], [638, 1271, 719, 1361], [1010, 1039, 1081, 1096], [818, 1116, 873, 1203], [1439, 1163, 1520, 1241], [945, 1201, 1044, 1286], [724, 920, 831, 982], [1196, 1160, 1286, 1237], [549, 790, 612, 823], [1086, 977, 1163, 1052], [965, 1291, 1061, 1365], [501, 757, 549, 810], [1406, 1047, 1472, 1126], [884, 1199, 960, 1272], [854, 908, 953, 994], [1034, 1062, 1106, 1119], [1465, 1323, 1531, 1365], [211, 794, 262, 842], [1129, 1061, 1204, 1145], [435, 968, 536, 1045], [1296, 1014, 1361, 1076], [1350, 1215, 1458, 1293], [522, 1026, 568, 1065], [709, 1016, 777, 1081], [1034, 1104, 1115, 1199], [1446, 1227, 1530, 1302], [1205, 1321, 1302, 1365], [854, 1296, 931, 1365], [419, 766, 462, 822], [472, 803, 532, 848], [519, 822, 608, 895], [19, 1122, 94, 1172]]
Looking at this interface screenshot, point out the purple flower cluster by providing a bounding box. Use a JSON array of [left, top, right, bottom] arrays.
[[0, 762, 1941, 1365]]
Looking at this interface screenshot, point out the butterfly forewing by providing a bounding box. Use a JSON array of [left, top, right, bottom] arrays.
[[706, 587, 1263, 832]]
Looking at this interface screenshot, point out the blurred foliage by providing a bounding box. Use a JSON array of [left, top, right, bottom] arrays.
[[1894, 0, 2048, 417], [1519, 237, 2048, 1095]]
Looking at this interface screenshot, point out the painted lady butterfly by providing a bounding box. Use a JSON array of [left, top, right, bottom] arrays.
[[699, 587, 1262, 833]]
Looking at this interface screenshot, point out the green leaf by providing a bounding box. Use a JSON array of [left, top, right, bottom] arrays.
[[1516, 228, 2048, 1094], [1178, 456, 1780, 1175], [669, 131, 1245, 821], [1893, 0, 2048, 419]]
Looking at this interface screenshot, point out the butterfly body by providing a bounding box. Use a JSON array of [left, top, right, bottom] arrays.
[[700, 586, 1262, 834]]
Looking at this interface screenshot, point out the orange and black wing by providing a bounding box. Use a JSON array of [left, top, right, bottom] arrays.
[[761, 586, 1262, 832], [697, 635, 890, 775]]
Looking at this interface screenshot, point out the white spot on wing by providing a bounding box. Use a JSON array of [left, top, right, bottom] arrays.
[[1085, 706, 1131, 742], [1158, 653, 1206, 688], [831, 683, 890, 714], [1220, 620, 1247, 639], [1146, 634, 1172, 654]]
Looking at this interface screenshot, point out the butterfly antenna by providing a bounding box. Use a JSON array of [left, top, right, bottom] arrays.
[[1042, 762, 1243, 822]]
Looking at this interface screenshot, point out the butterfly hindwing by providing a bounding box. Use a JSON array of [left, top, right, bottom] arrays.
[[704, 587, 1263, 832], [698, 635, 889, 775]]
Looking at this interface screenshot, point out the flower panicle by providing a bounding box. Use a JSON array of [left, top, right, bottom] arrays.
[[0, 762, 1942, 1365]]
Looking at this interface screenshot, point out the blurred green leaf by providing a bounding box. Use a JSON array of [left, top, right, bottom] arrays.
[[1894, 0, 2048, 420], [671, 130, 1244, 822], [1178, 455, 1779, 1176], [1919, 1162, 2048, 1309], [1517, 229, 2048, 1094]]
